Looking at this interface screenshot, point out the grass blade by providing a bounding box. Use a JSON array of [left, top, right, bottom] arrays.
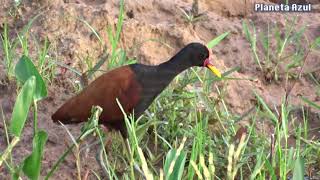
[[301, 96, 320, 110], [254, 92, 278, 124], [292, 156, 304, 180], [207, 31, 229, 49], [78, 18, 103, 45], [87, 52, 108, 79], [243, 21, 252, 43], [311, 36, 320, 49]]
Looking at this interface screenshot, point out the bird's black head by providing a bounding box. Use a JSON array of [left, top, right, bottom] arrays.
[[183, 42, 210, 67], [182, 42, 221, 77]]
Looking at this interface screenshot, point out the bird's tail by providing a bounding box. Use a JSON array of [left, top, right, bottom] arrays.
[[51, 98, 85, 124]]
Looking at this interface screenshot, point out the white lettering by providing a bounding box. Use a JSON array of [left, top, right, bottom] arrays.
[[292, 4, 297, 11], [284, 5, 290, 11], [255, 3, 261, 11], [255, 3, 312, 12]]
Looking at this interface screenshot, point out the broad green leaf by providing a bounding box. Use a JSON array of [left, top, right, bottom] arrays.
[[22, 130, 48, 180], [9, 76, 36, 137], [207, 31, 229, 49], [164, 149, 176, 173], [164, 149, 187, 180], [293, 156, 305, 180], [15, 55, 47, 101]]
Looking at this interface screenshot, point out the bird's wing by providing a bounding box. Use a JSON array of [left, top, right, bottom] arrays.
[[51, 66, 142, 124]]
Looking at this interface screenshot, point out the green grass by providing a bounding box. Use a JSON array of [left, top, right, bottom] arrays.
[[1, 13, 56, 84], [1, 1, 320, 180], [179, 0, 206, 25], [1, 22, 15, 79], [242, 17, 315, 82]]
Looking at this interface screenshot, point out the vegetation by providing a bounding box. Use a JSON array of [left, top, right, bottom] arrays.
[[243, 18, 318, 82], [1, 1, 320, 180], [180, 0, 206, 25]]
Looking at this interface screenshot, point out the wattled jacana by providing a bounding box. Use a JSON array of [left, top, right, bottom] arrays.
[[52, 42, 221, 137]]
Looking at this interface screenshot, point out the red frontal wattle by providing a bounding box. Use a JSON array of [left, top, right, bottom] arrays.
[[203, 58, 211, 67]]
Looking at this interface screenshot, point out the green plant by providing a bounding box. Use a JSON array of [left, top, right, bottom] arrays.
[[45, 106, 105, 179], [106, 0, 133, 69], [242, 18, 314, 82], [1, 13, 55, 83], [1, 1, 319, 179], [1, 23, 16, 79], [0, 55, 49, 180], [180, 0, 206, 24]]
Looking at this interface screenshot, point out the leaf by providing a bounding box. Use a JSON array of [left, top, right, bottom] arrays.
[[301, 96, 320, 110], [53, 60, 82, 77], [292, 156, 305, 180], [311, 36, 320, 49], [164, 149, 187, 180], [207, 31, 229, 49], [22, 130, 48, 180], [254, 92, 278, 125], [264, 158, 276, 180], [15, 55, 47, 101], [136, 120, 165, 141], [250, 148, 265, 180], [78, 18, 103, 45], [242, 21, 252, 43], [9, 76, 36, 137], [222, 66, 240, 77], [87, 52, 108, 79], [115, 0, 124, 47], [289, 26, 306, 44]]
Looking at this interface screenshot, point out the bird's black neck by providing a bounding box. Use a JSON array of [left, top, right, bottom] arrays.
[[157, 53, 193, 77]]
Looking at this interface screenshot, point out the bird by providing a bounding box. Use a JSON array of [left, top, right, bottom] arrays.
[[52, 42, 221, 137]]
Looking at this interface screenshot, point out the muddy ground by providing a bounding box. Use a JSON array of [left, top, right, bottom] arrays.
[[0, 0, 320, 179]]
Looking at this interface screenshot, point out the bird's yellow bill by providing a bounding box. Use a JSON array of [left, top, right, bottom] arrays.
[[207, 64, 221, 78]]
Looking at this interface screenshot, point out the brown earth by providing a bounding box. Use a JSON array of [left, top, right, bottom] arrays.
[[0, 0, 320, 179]]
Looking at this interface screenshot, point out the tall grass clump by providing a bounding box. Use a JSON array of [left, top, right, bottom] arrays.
[[1, 13, 56, 83], [243, 17, 315, 82], [1, 23, 15, 79]]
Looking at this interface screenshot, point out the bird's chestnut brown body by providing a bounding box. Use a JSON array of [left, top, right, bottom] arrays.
[[52, 66, 143, 134], [52, 43, 220, 137]]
